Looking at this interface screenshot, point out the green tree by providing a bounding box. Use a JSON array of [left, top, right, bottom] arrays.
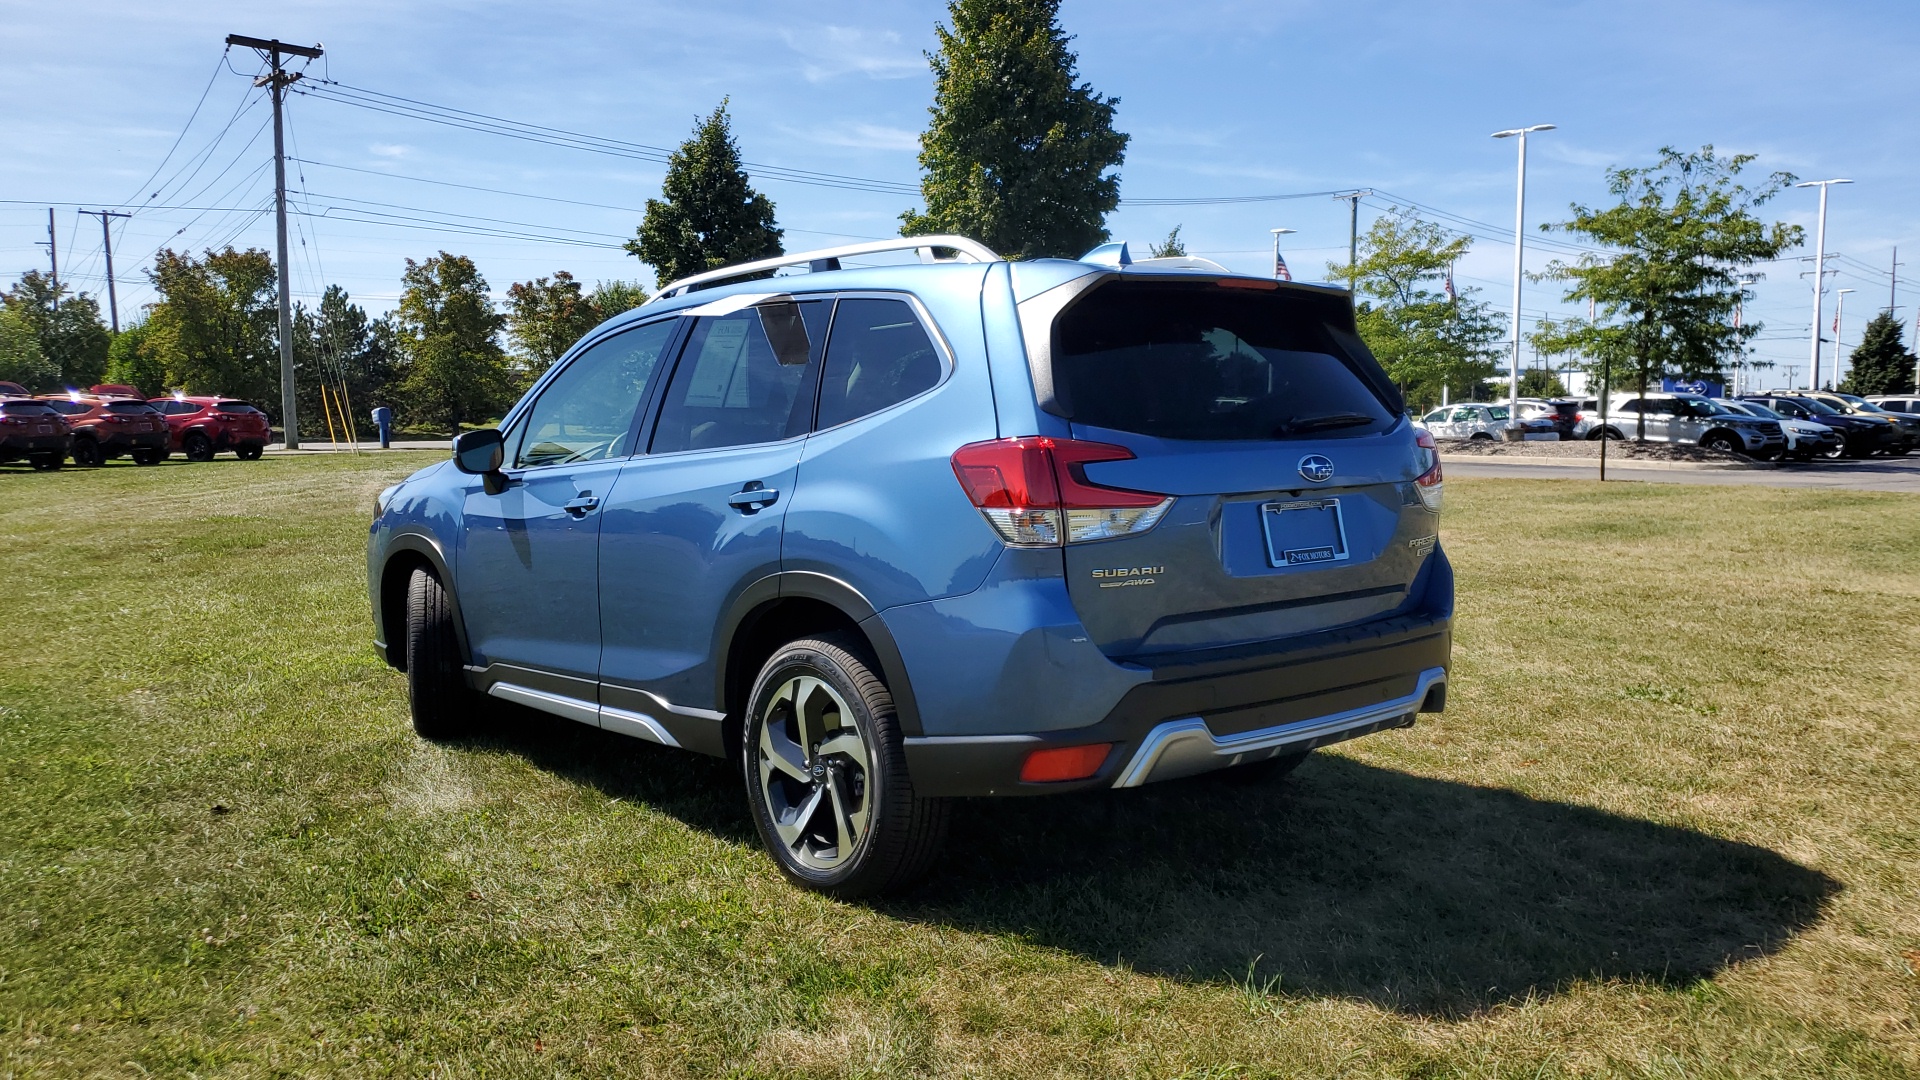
[[0, 304, 57, 390], [1329, 209, 1503, 410], [1146, 226, 1186, 258], [900, 0, 1128, 259], [1, 270, 110, 389], [625, 102, 782, 287], [104, 319, 167, 396], [392, 253, 511, 432], [1838, 311, 1916, 396], [505, 271, 601, 376], [1532, 146, 1801, 440], [1517, 368, 1567, 398], [589, 280, 649, 320], [142, 247, 281, 413], [294, 285, 399, 433]]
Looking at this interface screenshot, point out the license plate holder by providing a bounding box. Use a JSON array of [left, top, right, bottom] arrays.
[[1262, 498, 1349, 568]]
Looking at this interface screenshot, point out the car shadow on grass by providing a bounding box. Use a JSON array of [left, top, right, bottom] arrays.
[[457, 708, 1837, 1020], [888, 754, 1839, 1019]]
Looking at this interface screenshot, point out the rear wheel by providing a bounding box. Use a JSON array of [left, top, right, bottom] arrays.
[[1701, 431, 1740, 454], [403, 567, 476, 740], [28, 453, 62, 471], [742, 633, 946, 898], [1469, 432, 1493, 442], [131, 447, 166, 466], [183, 431, 215, 462], [235, 444, 263, 461], [70, 439, 104, 467]]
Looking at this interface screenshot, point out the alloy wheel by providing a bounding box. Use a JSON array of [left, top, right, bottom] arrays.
[[755, 674, 873, 873]]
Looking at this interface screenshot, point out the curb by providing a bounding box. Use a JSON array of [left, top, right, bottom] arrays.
[[1439, 454, 1768, 472]]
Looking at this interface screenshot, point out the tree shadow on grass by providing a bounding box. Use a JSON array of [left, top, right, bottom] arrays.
[[457, 707, 1837, 1019], [888, 754, 1839, 1018]]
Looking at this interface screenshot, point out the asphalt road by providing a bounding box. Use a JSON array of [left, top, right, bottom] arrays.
[[1442, 455, 1920, 493]]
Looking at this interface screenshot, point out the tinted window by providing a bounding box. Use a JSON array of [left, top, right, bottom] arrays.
[[651, 302, 827, 453], [1051, 282, 1394, 441], [216, 401, 260, 413], [161, 401, 196, 415], [1450, 408, 1477, 423], [1421, 409, 1447, 423], [816, 298, 942, 429], [41, 400, 87, 415], [0, 401, 55, 415], [512, 319, 677, 469], [107, 401, 158, 413]]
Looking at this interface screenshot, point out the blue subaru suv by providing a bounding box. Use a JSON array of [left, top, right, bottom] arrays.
[[368, 236, 1452, 896]]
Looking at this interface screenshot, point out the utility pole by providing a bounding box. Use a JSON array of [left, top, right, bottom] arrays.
[[227, 33, 323, 449], [1891, 246, 1901, 314], [1796, 178, 1852, 392], [80, 210, 130, 333], [1332, 189, 1372, 287], [1834, 288, 1855, 388], [46, 208, 59, 311]]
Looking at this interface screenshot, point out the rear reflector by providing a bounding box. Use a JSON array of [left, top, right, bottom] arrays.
[[951, 437, 1172, 546], [1020, 743, 1114, 783]]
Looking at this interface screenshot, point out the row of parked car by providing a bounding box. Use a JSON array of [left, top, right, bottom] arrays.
[[1416, 390, 1920, 461], [0, 382, 273, 470]]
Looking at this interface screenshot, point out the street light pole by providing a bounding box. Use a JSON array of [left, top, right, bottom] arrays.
[[1733, 276, 1758, 395], [1796, 178, 1851, 391], [1268, 227, 1296, 281], [1492, 124, 1555, 437], [1834, 288, 1855, 388]]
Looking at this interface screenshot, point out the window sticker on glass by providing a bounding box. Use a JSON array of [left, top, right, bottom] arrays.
[[685, 319, 752, 407]]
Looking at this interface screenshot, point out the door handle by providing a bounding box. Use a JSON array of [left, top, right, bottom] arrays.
[[563, 495, 601, 517], [727, 483, 780, 513]]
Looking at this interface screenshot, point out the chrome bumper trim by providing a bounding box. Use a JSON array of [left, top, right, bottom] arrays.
[[1110, 666, 1446, 788]]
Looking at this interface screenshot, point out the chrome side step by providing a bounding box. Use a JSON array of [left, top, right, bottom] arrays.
[[1111, 667, 1446, 788]]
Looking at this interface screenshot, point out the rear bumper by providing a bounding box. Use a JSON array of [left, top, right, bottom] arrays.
[[0, 433, 71, 459], [903, 603, 1452, 797], [87, 429, 170, 452]]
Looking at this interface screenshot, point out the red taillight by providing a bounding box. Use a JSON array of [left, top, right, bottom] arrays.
[[1020, 743, 1114, 783], [951, 437, 1172, 546], [1413, 430, 1443, 512]]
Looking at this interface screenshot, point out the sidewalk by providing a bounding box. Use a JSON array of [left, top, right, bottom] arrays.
[[265, 440, 446, 454]]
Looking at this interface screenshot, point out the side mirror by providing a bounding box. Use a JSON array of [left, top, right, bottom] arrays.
[[452, 429, 508, 494]]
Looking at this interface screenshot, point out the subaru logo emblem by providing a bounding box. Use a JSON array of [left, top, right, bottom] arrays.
[[1298, 454, 1335, 483]]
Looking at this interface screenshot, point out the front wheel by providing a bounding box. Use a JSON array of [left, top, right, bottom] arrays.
[[403, 567, 477, 739], [70, 440, 104, 467], [183, 432, 215, 462], [1821, 434, 1848, 460], [131, 447, 166, 466], [1701, 432, 1740, 454], [742, 633, 947, 898], [28, 453, 62, 471], [235, 444, 263, 461]]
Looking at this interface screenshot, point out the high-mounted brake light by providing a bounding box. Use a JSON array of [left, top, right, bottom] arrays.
[[1413, 429, 1443, 512], [951, 437, 1173, 546]]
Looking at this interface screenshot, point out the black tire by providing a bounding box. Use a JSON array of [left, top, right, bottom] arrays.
[[1821, 434, 1847, 460], [235, 444, 263, 461], [1470, 432, 1493, 441], [70, 439, 104, 467], [742, 632, 947, 898], [183, 431, 215, 462], [131, 447, 166, 466], [403, 567, 476, 740], [1218, 750, 1311, 786], [1701, 431, 1740, 455], [28, 453, 62, 471]]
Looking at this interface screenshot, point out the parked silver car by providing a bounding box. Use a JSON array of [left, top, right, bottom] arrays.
[[1414, 403, 1557, 440], [1866, 395, 1920, 415], [1711, 398, 1839, 461], [1604, 394, 1785, 458]]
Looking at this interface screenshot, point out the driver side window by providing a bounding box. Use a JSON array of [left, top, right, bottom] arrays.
[[511, 319, 677, 469]]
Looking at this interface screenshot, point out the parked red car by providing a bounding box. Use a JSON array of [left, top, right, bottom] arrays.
[[38, 393, 170, 466], [0, 393, 73, 470], [149, 396, 272, 461]]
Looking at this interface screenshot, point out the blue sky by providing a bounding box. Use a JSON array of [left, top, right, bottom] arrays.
[[4, 0, 1915, 380]]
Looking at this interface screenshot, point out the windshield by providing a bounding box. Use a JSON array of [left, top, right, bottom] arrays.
[[1050, 281, 1396, 440]]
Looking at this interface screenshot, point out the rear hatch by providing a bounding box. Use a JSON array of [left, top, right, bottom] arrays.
[[1030, 277, 1437, 658]]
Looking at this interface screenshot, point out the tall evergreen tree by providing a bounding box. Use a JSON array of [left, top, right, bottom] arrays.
[[1, 270, 110, 389], [392, 253, 512, 431], [1531, 147, 1800, 440], [295, 285, 399, 430], [901, 0, 1128, 259], [625, 102, 782, 286], [1838, 311, 1917, 396]]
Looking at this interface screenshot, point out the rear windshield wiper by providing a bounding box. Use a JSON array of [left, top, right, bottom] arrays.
[[1278, 412, 1376, 435]]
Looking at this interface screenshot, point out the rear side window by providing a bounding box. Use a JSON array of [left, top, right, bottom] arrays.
[[107, 401, 157, 413], [652, 301, 829, 453], [216, 402, 260, 413], [816, 298, 942, 429], [1050, 282, 1395, 441]]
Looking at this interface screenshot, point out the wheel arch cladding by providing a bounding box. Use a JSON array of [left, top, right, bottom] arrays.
[[720, 587, 924, 747], [378, 536, 465, 671]]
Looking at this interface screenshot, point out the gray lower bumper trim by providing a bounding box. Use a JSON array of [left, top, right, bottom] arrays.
[[1110, 666, 1446, 788]]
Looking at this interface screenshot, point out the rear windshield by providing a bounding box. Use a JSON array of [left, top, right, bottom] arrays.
[[216, 402, 261, 413], [41, 400, 88, 414], [0, 401, 55, 415], [1051, 281, 1397, 441]]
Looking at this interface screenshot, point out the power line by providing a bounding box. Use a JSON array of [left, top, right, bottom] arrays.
[[110, 51, 232, 212]]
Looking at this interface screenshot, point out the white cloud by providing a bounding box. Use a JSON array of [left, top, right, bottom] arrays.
[[779, 25, 922, 83], [789, 122, 920, 152], [368, 143, 411, 159]]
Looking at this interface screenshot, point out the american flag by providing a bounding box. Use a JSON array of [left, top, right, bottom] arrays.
[[1274, 249, 1292, 281]]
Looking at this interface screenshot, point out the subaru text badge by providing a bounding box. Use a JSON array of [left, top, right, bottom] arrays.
[[1297, 454, 1334, 483]]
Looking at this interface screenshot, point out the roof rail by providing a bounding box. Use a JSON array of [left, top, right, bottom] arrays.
[[649, 235, 1001, 300]]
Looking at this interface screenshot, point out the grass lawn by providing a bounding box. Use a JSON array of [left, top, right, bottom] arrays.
[[1, 453, 1916, 1078]]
